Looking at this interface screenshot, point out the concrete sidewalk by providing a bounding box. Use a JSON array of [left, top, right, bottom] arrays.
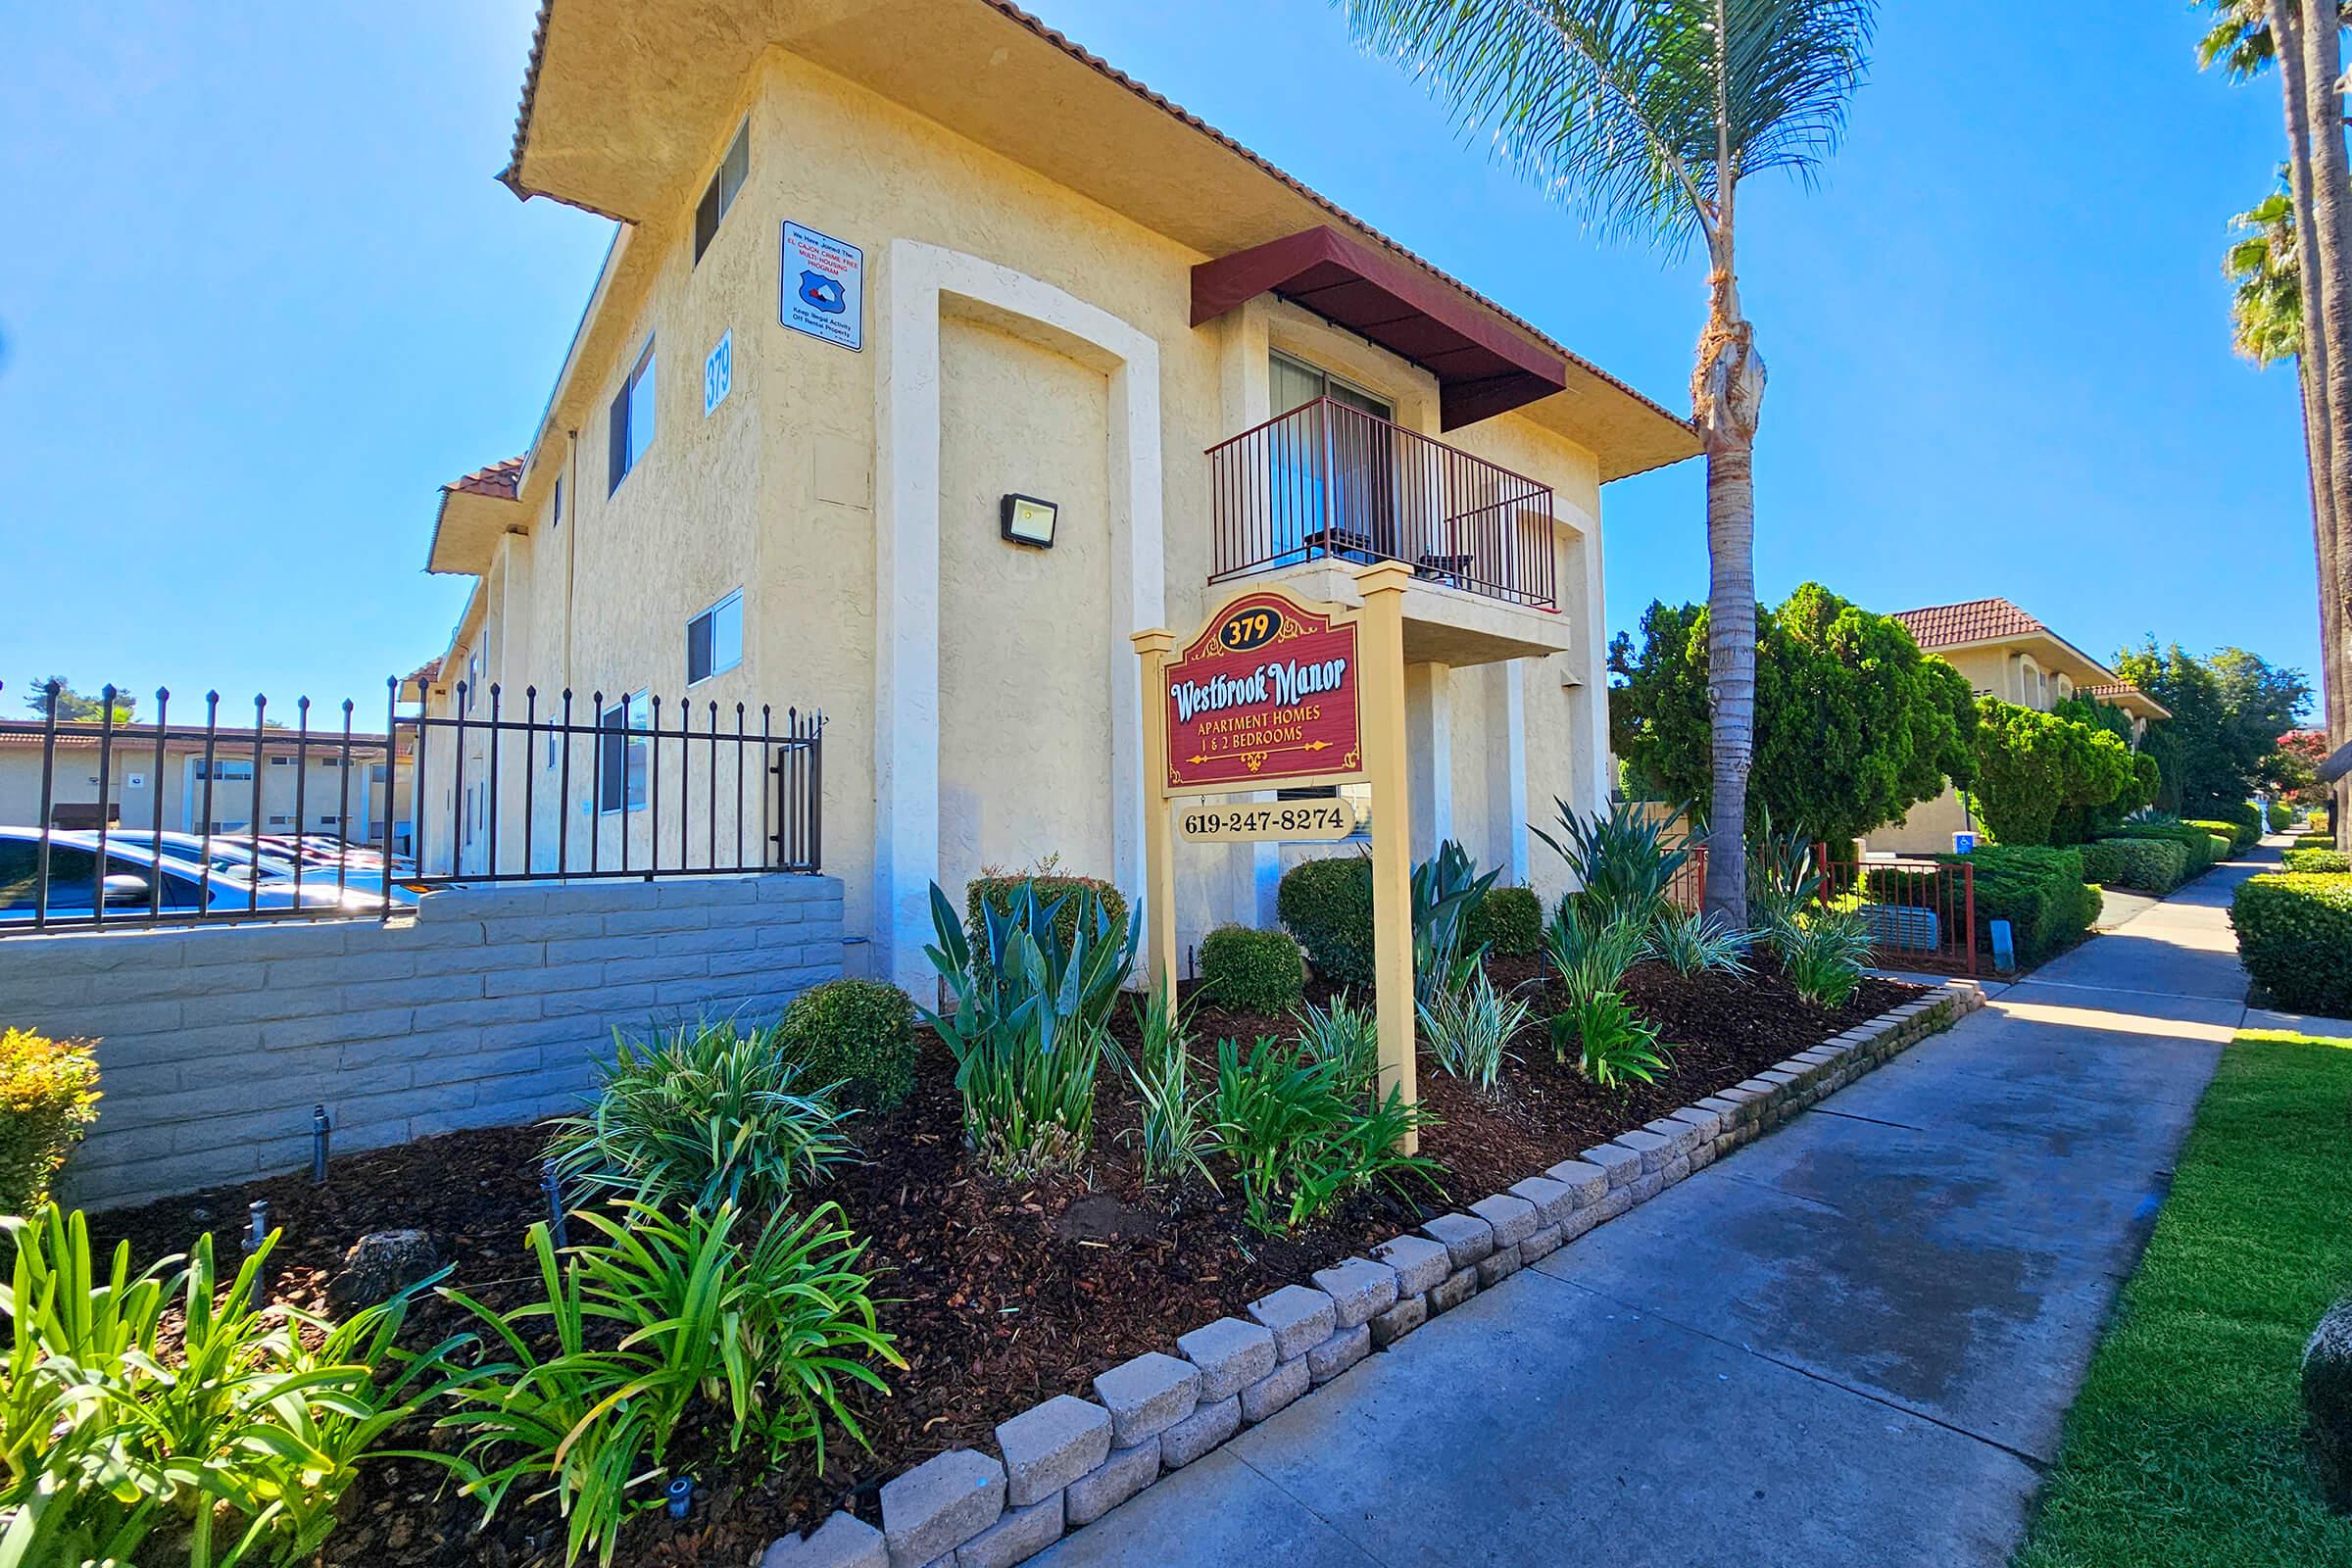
[[1038, 844, 2282, 1567]]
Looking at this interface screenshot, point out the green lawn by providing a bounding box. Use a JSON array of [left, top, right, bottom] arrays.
[[2015, 1030, 2352, 1567]]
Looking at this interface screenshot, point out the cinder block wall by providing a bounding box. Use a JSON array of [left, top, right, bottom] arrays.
[[0, 876, 846, 1210]]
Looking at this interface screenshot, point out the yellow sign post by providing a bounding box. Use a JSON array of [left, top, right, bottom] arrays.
[[1130, 561, 1417, 1151]]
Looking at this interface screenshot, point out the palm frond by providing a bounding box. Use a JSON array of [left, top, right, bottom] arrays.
[[1340, 0, 1874, 253]]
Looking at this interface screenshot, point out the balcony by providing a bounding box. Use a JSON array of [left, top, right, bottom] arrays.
[[1208, 397, 1556, 611]]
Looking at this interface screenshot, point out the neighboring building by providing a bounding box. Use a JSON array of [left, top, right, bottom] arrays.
[[414, 0, 1700, 988], [0, 721, 415, 850], [1870, 598, 2170, 855]]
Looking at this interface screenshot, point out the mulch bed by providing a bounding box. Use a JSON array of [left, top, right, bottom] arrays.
[[86, 958, 1922, 1568]]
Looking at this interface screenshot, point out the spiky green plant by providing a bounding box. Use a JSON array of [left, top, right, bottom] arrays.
[[1207, 1037, 1440, 1234], [1416, 969, 1534, 1095], [545, 1017, 858, 1216], [1292, 992, 1381, 1098], [1648, 905, 1753, 978], [1114, 988, 1215, 1190], [1410, 838, 1501, 1004], [1778, 905, 1874, 1007], [1550, 990, 1671, 1088], [1540, 897, 1651, 1005]]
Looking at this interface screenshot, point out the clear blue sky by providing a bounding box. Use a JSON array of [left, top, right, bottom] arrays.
[[0, 1, 2317, 721]]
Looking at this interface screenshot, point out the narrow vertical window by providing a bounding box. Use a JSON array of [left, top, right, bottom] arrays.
[[694, 122, 751, 264], [686, 591, 744, 685], [609, 339, 657, 493]]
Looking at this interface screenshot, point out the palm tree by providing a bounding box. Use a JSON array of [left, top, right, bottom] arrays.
[[2201, 0, 2352, 846], [1339, 0, 1876, 922]]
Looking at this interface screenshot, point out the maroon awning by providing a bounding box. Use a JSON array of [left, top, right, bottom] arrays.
[[1191, 225, 1568, 430]]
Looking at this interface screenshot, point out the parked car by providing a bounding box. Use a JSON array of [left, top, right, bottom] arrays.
[[0, 828, 382, 922], [138, 831, 416, 904]]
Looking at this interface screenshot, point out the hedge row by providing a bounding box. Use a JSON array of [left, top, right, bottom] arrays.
[[2232, 872, 2352, 1016], [2285, 848, 2352, 875], [1942, 845, 2101, 968], [2080, 837, 2191, 895], [2109, 820, 2230, 876]]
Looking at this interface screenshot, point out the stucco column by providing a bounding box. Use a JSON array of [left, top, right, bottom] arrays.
[[1404, 661, 1452, 858], [1503, 659, 1531, 882]]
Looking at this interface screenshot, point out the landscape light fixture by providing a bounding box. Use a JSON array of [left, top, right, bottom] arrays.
[[1000, 493, 1057, 548]]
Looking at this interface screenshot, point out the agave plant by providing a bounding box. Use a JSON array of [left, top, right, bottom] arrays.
[[1747, 808, 1823, 946], [1533, 799, 1693, 930], [1410, 838, 1501, 1004], [917, 878, 1137, 1176]]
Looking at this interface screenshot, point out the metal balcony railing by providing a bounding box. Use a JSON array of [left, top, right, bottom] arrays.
[[1205, 396, 1557, 611]]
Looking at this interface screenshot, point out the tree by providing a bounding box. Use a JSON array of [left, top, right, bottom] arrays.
[[2267, 726, 2330, 804], [2048, 694, 2164, 842], [19, 677, 135, 723], [1609, 582, 1977, 850], [1968, 700, 2138, 848], [2114, 640, 2313, 811], [2199, 0, 2352, 849], [1341, 0, 1878, 923]]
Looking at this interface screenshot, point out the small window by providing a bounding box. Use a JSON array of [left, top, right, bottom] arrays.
[[552, 474, 564, 529], [609, 339, 658, 493], [598, 693, 651, 813], [687, 591, 744, 685], [269, 756, 296, 766], [694, 123, 750, 264], [268, 814, 292, 826]]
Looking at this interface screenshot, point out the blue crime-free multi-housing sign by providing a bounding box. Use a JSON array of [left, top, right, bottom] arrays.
[[781, 220, 863, 352]]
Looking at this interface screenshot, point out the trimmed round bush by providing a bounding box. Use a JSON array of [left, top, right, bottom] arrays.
[[1938, 845, 2099, 969], [1468, 885, 1543, 958], [1199, 924, 1306, 1015], [2081, 837, 2189, 894], [777, 979, 920, 1110], [2231, 873, 2352, 1016], [0, 1028, 99, 1218], [2185, 818, 2252, 858], [2286, 848, 2352, 875], [2269, 800, 2294, 832], [1278, 855, 1375, 988], [964, 871, 1129, 956], [2306, 1295, 2352, 1512]]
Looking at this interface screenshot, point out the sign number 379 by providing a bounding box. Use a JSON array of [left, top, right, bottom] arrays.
[[1218, 606, 1280, 652]]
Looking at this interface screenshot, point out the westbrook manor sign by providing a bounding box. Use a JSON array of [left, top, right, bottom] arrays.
[[1160, 589, 1362, 791]]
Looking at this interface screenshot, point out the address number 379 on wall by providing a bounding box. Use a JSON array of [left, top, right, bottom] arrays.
[[1158, 589, 1362, 792]]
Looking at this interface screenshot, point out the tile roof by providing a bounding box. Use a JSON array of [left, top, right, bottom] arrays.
[[1888, 598, 2047, 650], [447, 456, 525, 501]]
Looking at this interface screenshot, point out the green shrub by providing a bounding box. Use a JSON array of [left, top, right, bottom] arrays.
[[778, 979, 918, 1110], [441, 1199, 899, 1565], [2296, 831, 2337, 851], [1116, 989, 1213, 1189], [2184, 817, 2253, 857], [2286, 848, 2352, 874], [2232, 874, 2352, 1015], [2268, 800, 2294, 831], [1648, 905, 1753, 977], [547, 1018, 858, 1215], [1549, 989, 1669, 1087], [1942, 845, 2100, 969], [1533, 799, 1692, 925], [920, 880, 1133, 1177], [1778, 905, 1874, 1007], [1410, 840, 1500, 1003], [1199, 924, 1305, 1015], [1291, 993, 1379, 1097], [0, 1029, 98, 1218], [1207, 1035, 1439, 1233], [0, 1205, 466, 1568], [2081, 837, 2190, 894], [2112, 819, 2228, 872], [2316, 810, 2334, 835], [1466, 884, 1543, 958], [2215, 801, 2264, 847], [964, 864, 1128, 956], [1277, 855, 1375, 988], [1417, 969, 1533, 1094]]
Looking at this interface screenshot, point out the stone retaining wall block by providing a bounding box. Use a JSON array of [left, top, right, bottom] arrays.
[[762, 1512, 888, 1568], [1247, 1285, 1336, 1361], [1159, 1395, 1243, 1468], [1305, 1322, 1371, 1385], [881, 1449, 1004, 1568], [1613, 1128, 1672, 1173], [1063, 1438, 1160, 1528], [954, 1499, 1062, 1568], [1239, 1353, 1310, 1424], [1091, 1352, 1199, 1447], [1583, 1143, 1642, 1188], [1309, 1257, 1398, 1330], [1544, 1158, 1609, 1204], [1467, 1192, 1538, 1250], [1429, 1266, 1478, 1313], [994, 1396, 1109, 1508], [1369, 1292, 1427, 1347], [1507, 1174, 1577, 1227], [1520, 1221, 1564, 1262], [1371, 1232, 1449, 1296], [1421, 1210, 1495, 1268], [1175, 1317, 1277, 1403], [1476, 1242, 1524, 1288]]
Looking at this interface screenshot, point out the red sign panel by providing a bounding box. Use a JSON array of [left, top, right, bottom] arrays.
[[1162, 590, 1361, 791]]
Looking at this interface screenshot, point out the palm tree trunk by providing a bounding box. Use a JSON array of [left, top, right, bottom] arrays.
[[1695, 227, 1764, 925], [2270, 0, 2347, 839], [2293, 3, 2352, 848]]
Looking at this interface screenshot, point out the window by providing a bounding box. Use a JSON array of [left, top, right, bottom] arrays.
[[598, 692, 650, 812], [268, 814, 292, 826], [269, 756, 296, 767], [552, 474, 564, 529], [193, 760, 255, 782], [687, 591, 744, 685], [693, 122, 750, 264], [609, 339, 658, 492], [1268, 350, 1396, 562]]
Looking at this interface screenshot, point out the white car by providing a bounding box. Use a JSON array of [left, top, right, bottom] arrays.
[[0, 828, 384, 923]]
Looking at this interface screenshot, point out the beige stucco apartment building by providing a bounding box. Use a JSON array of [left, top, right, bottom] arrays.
[[1868, 598, 2170, 855], [414, 0, 1699, 989]]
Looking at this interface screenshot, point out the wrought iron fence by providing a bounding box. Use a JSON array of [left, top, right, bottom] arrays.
[[0, 678, 823, 936], [1205, 396, 1558, 610], [1813, 847, 1979, 975]]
